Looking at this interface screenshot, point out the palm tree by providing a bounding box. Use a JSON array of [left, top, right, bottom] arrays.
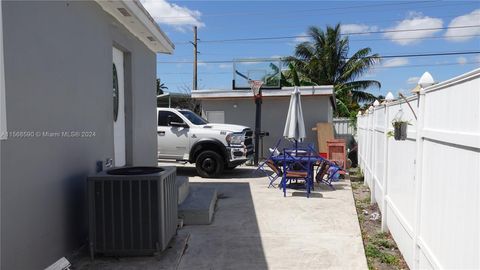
[[156, 78, 168, 95], [282, 62, 316, 87], [268, 62, 315, 87], [286, 24, 381, 116]]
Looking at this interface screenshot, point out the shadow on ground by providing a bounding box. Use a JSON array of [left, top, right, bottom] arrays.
[[292, 191, 324, 198], [315, 181, 350, 192], [174, 165, 269, 179]]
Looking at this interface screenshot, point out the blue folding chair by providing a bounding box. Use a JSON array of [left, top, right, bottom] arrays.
[[255, 138, 283, 188], [290, 143, 344, 190], [276, 146, 315, 197], [315, 159, 344, 189]]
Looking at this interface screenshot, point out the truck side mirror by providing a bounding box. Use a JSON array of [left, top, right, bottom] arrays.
[[168, 116, 188, 128], [169, 121, 188, 128]]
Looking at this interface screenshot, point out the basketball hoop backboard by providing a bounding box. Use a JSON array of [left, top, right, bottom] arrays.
[[232, 58, 282, 89]]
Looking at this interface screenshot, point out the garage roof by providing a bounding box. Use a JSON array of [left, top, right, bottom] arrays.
[[192, 86, 336, 109], [192, 86, 334, 99]]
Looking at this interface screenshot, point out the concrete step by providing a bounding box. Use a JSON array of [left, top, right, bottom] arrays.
[[178, 186, 217, 225], [176, 176, 189, 205]]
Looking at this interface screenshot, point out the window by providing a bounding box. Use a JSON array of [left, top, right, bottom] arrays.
[[179, 110, 208, 125], [158, 111, 183, 126]]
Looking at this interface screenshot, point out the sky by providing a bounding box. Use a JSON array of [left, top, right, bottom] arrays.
[[142, 0, 480, 97]]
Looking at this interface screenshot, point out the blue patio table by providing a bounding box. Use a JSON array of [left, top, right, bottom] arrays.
[[271, 147, 324, 198]]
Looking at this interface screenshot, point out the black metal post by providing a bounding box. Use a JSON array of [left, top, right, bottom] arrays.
[[253, 94, 262, 166]]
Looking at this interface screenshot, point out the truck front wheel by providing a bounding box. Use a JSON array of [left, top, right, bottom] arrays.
[[195, 150, 224, 178]]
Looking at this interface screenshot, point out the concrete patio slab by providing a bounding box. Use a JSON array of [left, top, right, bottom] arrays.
[[173, 165, 367, 270], [72, 163, 367, 270]]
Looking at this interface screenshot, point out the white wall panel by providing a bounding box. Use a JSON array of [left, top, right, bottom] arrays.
[[386, 138, 416, 224], [420, 140, 479, 269]]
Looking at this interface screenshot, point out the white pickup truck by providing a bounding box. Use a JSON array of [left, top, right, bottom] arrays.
[[157, 108, 254, 177]]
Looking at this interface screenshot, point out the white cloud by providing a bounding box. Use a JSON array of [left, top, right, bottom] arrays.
[[407, 76, 420, 84], [341, 24, 378, 34], [384, 11, 443, 45], [444, 9, 480, 42], [197, 62, 207, 67], [218, 63, 231, 69], [457, 57, 467, 65], [141, 0, 204, 31], [294, 33, 310, 43], [382, 58, 409, 67]]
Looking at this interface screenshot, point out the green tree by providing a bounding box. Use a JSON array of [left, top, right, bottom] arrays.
[[268, 62, 315, 87], [156, 78, 168, 95], [282, 62, 315, 87], [286, 24, 381, 117]]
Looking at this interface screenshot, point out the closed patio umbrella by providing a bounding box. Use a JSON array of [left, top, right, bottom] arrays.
[[283, 87, 306, 145]]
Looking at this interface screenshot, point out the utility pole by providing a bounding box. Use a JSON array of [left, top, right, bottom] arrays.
[[192, 26, 198, 91]]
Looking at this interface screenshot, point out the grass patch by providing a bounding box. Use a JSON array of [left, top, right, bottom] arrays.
[[360, 196, 371, 204], [372, 232, 395, 249], [350, 169, 364, 182], [350, 168, 408, 269], [365, 244, 399, 265]]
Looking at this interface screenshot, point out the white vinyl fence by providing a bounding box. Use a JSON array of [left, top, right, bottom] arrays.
[[333, 118, 355, 147], [357, 68, 480, 270], [333, 117, 354, 136]]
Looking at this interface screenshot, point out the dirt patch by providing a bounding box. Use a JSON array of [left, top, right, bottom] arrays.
[[350, 170, 409, 270]]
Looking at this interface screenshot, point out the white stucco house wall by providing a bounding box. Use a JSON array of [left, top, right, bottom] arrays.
[[0, 1, 173, 269]]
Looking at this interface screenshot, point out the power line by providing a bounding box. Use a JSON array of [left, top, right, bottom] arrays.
[[157, 50, 480, 64], [174, 34, 480, 47], [336, 34, 479, 42], [373, 61, 480, 70], [203, 9, 477, 32], [153, 1, 437, 19], [159, 60, 480, 76], [161, 61, 480, 88], [194, 25, 480, 43], [160, 72, 232, 75]]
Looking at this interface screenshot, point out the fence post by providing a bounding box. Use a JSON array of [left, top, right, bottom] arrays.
[[369, 106, 376, 204], [356, 114, 361, 169], [381, 103, 390, 232], [360, 115, 365, 170], [363, 113, 369, 186], [412, 90, 426, 268]]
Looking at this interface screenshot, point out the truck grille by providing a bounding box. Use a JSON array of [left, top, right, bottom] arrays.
[[244, 129, 254, 156]]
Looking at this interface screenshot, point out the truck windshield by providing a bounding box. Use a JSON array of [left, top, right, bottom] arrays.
[[179, 110, 209, 125]]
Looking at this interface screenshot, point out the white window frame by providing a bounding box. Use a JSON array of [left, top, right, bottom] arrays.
[[0, 1, 6, 140]]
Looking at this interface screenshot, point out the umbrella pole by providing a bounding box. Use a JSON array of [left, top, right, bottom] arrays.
[[254, 97, 262, 166], [295, 139, 298, 155]]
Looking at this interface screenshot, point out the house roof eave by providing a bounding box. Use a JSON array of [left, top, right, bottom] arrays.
[[95, 0, 174, 54]]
